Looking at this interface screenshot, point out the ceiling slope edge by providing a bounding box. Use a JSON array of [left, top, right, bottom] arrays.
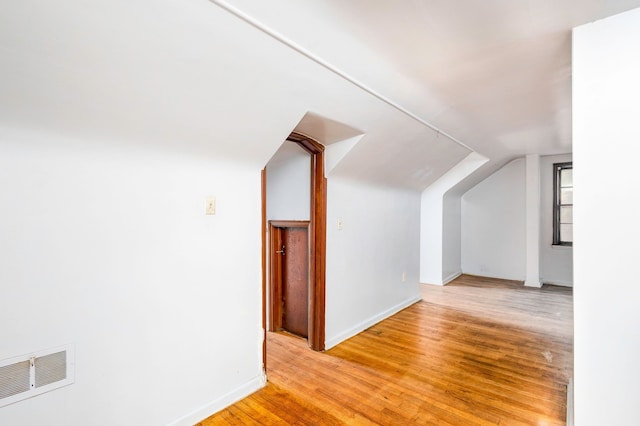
[[208, 0, 477, 156], [291, 111, 365, 177]]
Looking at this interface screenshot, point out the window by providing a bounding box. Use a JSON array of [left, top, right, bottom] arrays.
[[553, 162, 573, 246]]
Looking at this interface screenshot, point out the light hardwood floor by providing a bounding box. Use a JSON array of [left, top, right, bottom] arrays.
[[198, 275, 573, 425]]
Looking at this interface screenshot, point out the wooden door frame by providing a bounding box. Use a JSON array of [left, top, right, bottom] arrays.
[[268, 221, 310, 333], [261, 169, 267, 367], [261, 132, 326, 353]]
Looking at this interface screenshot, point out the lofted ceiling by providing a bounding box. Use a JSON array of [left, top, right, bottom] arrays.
[[1, 1, 640, 191], [220, 0, 640, 160]]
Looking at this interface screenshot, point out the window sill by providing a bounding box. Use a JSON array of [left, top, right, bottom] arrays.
[[551, 244, 573, 250]]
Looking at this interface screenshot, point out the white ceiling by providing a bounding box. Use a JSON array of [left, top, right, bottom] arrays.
[[220, 0, 640, 160], [2, 1, 640, 191]]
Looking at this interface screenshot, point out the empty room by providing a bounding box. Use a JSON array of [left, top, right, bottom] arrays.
[[1, 1, 639, 425]]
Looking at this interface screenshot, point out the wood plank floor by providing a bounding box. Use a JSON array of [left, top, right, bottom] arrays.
[[198, 275, 573, 425]]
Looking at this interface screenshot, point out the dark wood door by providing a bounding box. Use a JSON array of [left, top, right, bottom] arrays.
[[281, 227, 309, 338], [269, 222, 310, 339]]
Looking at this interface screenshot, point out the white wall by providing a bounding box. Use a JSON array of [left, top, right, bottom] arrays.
[[0, 127, 263, 425], [325, 178, 421, 348], [266, 142, 310, 221], [442, 194, 462, 283], [420, 188, 444, 285], [0, 0, 543, 422], [0, 0, 466, 418], [459, 154, 573, 286], [525, 155, 542, 287], [420, 152, 487, 285], [461, 158, 526, 280], [540, 154, 573, 286], [573, 9, 640, 425]]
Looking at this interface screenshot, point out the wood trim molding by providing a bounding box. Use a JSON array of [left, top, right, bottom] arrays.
[[269, 224, 283, 332], [261, 168, 267, 368], [269, 220, 310, 228], [287, 132, 324, 155], [286, 132, 326, 351]]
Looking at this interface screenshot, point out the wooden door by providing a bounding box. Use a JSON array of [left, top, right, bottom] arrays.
[[269, 221, 309, 339], [281, 227, 309, 338]]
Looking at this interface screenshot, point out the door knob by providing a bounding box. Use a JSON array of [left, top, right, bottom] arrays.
[[276, 245, 285, 255]]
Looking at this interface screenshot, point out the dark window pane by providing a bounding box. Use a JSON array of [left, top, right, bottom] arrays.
[[553, 162, 573, 246]]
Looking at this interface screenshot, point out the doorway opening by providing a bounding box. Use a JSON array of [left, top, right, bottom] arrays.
[[269, 220, 310, 339], [262, 132, 326, 364]]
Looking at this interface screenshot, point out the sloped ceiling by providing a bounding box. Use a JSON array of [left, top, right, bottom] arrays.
[[220, 0, 640, 162], [1, 1, 639, 190]]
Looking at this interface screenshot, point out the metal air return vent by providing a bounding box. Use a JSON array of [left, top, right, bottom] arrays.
[[0, 345, 74, 407]]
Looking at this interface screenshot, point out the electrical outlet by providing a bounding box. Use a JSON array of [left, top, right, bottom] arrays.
[[205, 197, 216, 215]]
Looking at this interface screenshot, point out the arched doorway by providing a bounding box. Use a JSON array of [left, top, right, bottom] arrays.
[[262, 132, 326, 360]]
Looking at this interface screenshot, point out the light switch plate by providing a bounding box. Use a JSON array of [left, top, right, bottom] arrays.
[[205, 197, 216, 215]]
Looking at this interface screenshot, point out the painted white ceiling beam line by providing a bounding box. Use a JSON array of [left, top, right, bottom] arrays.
[[216, 1, 640, 179], [0, 0, 471, 191], [208, 0, 475, 154]]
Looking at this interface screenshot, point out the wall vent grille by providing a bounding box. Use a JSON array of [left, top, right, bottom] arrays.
[[0, 345, 74, 407], [0, 360, 30, 399], [35, 351, 66, 388]]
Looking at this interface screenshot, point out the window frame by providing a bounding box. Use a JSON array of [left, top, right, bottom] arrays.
[[553, 161, 573, 246]]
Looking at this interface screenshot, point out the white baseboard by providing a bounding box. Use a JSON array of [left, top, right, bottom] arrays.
[[566, 377, 574, 426], [542, 279, 573, 287], [167, 372, 266, 426], [461, 271, 524, 282], [442, 271, 462, 285], [324, 295, 421, 350], [422, 272, 461, 286], [524, 279, 542, 288], [420, 281, 445, 286]]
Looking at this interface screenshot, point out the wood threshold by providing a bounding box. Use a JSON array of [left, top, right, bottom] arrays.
[[269, 220, 310, 228]]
